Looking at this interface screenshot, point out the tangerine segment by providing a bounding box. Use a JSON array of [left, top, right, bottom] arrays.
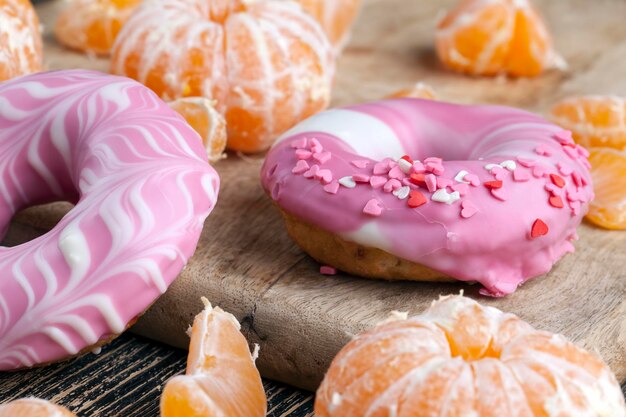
[[435, 0, 558, 77], [160, 298, 266, 417], [111, 0, 334, 153], [315, 295, 626, 417], [549, 96, 626, 150], [0, 398, 77, 417], [585, 148, 626, 230], [388, 82, 438, 100], [295, 0, 362, 48], [0, 0, 42, 81], [54, 0, 142, 55], [168, 97, 227, 163]]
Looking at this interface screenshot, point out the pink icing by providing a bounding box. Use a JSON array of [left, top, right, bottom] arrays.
[[0, 70, 219, 369], [261, 99, 593, 296]]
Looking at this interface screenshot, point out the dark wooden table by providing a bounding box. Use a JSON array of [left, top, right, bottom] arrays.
[[0, 334, 313, 416]]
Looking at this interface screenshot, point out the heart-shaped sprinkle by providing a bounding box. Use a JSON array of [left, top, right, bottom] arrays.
[[338, 176, 356, 188], [351, 159, 370, 169], [397, 158, 412, 174], [464, 173, 480, 186], [295, 149, 312, 160], [303, 164, 320, 178], [363, 199, 383, 216], [310, 138, 323, 153], [563, 146, 578, 160], [400, 155, 414, 164], [432, 188, 451, 204], [425, 174, 437, 192], [315, 169, 332, 184], [554, 130, 574, 144], [292, 160, 309, 174], [407, 190, 427, 208], [535, 145, 552, 156], [373, 161, 390, 175], [557, 162, 573, 176], [484, 180, 503, 189], [410, 173, 426, 186], [460, 200, 478, 218], [370, 176, 387, 189], [424, 157, 442, 164], [313, 151, 331, 164], [549, 173, 566, 188], [549, 195, 564, 208], [353, 174, 370, 183], [383, 179, 402, 193], [491, 166, 509, 180], [454, 170, 469, 183], [448, 191, 461, 204], [484, 163, 499, 171], [531, 218, 549, 238], [513, 169, 530, 182], [411, 161, 426, 173], [425, 162, 444, 175], [532, 165, 547, 178], [290, 137, 308, 149], [323, 181, 340, 194], [499, 160, 517, 171], [393, 186, 410, 200], [450, 182, 469, 196], [545, 183, 564, 196], [571, 172, 582, 187], [490, 187, 507, 201], [516, 157, 536, 168], [388, 166, 406, 180], [576, 145, 590, 158]]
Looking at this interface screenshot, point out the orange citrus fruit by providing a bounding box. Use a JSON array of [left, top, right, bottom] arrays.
[[315, 295, 626, 417], [55, 0, 142, 55], [294, 0, 362, 49], [550, 95, 626, 150], [388, 82, 438, 100], [160, 298, 267, 417], [585, 147, 626, 230], [435, 0, 561, 77], [111, 0, 335, 153], [0, 398, 77, 417], [0, 0, 42, 81], [168, 97, 227, 163]]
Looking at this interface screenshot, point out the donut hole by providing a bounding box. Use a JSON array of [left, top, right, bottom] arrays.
[[0, 202, 73, 247]]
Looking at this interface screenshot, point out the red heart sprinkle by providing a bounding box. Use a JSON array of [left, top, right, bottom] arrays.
[[550, 173, 566, 188], [408, 190, 427, 208], [549, 195, 564, 208], [484, 180, 503, 189], [409, 173, 426, 186], [531, 219, 549, 238]]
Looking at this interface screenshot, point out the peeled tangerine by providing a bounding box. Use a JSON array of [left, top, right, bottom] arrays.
[[549, 95, 626, 230], [55, 0, 142, 55], [168, 97, 227, 163], [316, 295, 626, 417], [436, 0, 562, 77], [0, 0, 42, 81], [111, 0, 335, 153], [160, 298, 267, 417], [0, 398, 77, 417]]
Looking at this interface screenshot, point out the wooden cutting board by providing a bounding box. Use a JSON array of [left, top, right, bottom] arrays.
[[7, 0, 625, 392]]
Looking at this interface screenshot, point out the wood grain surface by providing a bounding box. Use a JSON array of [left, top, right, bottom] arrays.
[[7, 0, 626, 399]]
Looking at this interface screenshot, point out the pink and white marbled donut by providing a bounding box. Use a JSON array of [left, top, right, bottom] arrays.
[[0, 70, 219, 369], [261, 98, 593, 296]]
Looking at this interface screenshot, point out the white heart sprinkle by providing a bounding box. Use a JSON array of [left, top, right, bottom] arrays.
[[431, 189, 451, 203], [448, 191, 461, 204], [393, 186, 410, 200], [397, 158, 412, 174], [500, 160, 517, 171], [454, 170, 469, 183], [338, 176, 356, 188], [484, 163, 499, 171]]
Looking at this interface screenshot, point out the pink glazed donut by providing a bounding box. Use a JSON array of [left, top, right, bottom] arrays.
[[261, 99, 593, 296], [0, 70, 219, 369]]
